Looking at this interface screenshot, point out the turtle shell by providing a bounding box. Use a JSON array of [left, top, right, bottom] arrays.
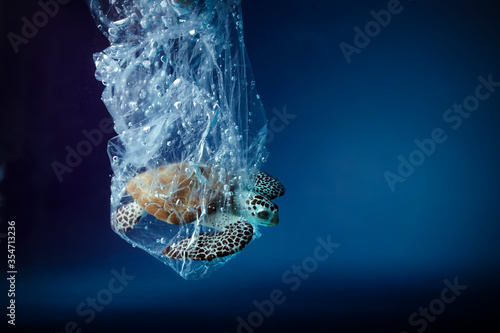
[[125, 163, 226, 225]]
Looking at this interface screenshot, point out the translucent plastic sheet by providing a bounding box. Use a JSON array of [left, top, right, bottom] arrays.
[[88, 0, 282, 279]]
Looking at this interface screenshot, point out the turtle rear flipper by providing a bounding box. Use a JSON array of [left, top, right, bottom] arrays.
[[163, 222, 254, 261], [113, 202, 144, 233]]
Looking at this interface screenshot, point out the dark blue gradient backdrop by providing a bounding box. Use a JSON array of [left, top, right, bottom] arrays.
[[1, 1, 499, 332]]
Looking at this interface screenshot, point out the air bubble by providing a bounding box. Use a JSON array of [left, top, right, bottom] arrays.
[[93, 0, 272, 280]]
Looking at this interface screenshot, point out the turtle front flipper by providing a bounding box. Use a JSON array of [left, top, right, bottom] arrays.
[[162, 221, 254, 261], [254, 171, 285, 200], [113, 202, 144, 233]]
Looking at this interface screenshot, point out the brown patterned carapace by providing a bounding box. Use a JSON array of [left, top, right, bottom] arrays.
[[125, 163, 223, 225], [113, 163, 285, 261]]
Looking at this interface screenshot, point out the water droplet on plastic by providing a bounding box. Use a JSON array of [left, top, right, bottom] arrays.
[[113, 18, 129, 26], [108, 27, 118, 36]]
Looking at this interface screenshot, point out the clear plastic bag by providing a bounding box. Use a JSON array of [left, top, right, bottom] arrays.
[[88, 0, 278, 279]]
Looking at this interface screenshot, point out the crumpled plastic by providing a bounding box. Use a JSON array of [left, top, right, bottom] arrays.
[[88, 0, 269, 279]]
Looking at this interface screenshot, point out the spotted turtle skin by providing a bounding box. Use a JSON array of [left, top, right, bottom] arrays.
[[113, 163, 285, 261]]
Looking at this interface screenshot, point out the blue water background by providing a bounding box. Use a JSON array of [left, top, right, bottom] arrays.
[[1, 0, 499, 332]]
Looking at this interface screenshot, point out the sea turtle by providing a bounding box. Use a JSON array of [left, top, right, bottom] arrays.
[[113, 162, 285, 261]]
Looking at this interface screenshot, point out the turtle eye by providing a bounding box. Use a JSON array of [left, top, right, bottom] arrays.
[[257, 211, 269, 220]]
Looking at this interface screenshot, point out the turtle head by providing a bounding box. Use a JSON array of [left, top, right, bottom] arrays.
[[235, 191, 279, 226]]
